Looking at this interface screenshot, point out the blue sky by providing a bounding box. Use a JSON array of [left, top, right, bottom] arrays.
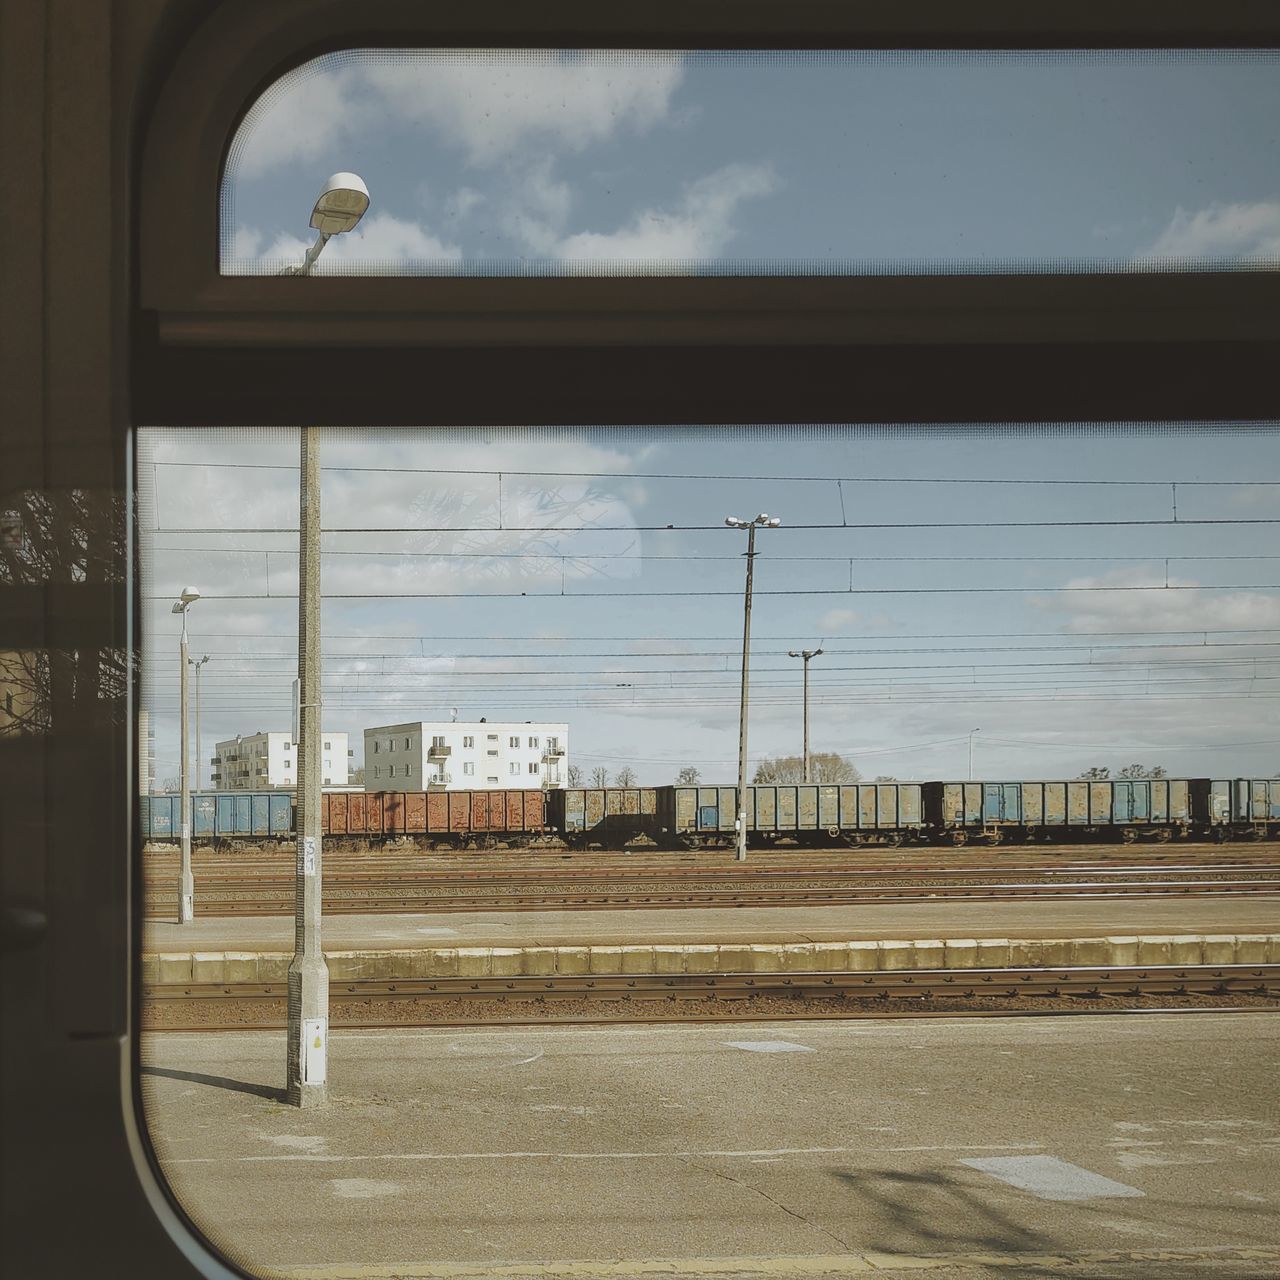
[[138, 49, 1280, 788], [138, 425, 1280, 786], [222, 50, 1280, 273]]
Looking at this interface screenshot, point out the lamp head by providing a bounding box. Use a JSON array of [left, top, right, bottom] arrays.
[[788, 650, 800, 658], [724, 516, 745, 527], [179, 586, 200, 604], [813, 647, 824, 657], [766, 517, 782, 527], [310, 172, 370, 235]]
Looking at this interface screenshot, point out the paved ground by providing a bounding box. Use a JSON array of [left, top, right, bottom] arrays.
[[143, 895, 1280, 955], [141, 1013, 1280, 1279]]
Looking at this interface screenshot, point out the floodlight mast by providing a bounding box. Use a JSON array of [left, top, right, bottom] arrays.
[[727, 514, 782, 862], [171, 588, 199, 924], [283, 172, 368, 1109], [788, 647, 824, 782]]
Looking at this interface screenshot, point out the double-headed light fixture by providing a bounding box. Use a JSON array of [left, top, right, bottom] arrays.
[[725, 513, 782, 862]]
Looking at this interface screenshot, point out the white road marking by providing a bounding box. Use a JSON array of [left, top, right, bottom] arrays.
[[724, 1040, 814, 1053], [960, 1155, 1144, 1202]]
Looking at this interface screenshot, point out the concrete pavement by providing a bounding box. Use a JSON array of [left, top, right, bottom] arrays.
[[140, 1012, 1280, 1279]]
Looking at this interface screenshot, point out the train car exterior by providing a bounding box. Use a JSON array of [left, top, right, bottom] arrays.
[[921, 779, 1192, 843], [321, 788, 547, 847], [1192, 778, 1280, 838], [141, 791, 292, 843], [545, 788, 658, 845], [657, 783, 923, 846]]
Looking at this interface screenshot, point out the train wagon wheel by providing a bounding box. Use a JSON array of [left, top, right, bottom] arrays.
[[949, 829, 968, 847], [986, 829, 1003, 846], [1121, 827, 1137, 845], [1154, 828, 1173, 844], [881, 832, 903, 848]]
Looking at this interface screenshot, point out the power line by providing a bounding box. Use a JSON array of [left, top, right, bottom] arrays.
[[149, 460, 1280, 488], [143, 583, 1280, 602]]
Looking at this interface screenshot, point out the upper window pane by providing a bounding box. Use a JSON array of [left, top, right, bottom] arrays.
[[222, 49, 1280, 276]]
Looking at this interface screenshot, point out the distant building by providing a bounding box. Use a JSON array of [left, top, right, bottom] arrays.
[[364, 720, 568, 791], [212, 730, 350, 790]]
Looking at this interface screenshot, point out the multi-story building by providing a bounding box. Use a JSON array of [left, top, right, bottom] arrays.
[[211, 730, 350, 790], [138, 709, 155, 795], [363, 720, 568, 791]]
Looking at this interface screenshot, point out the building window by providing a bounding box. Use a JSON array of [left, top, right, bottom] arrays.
[[463, 762, 474, 776], [529, 736, 539, 748], [432, 735, 445, 747], [462, 735, 474, 748], [487, 733, 498, 741], [487, 776, 499, 785], [405, 737, 412, 749], [547, 736, 559, 750], [509, 735, 519, 748], [373, 765, 379, 779], [324, 740, 330, 749], [323, 776, 330, 784], [405, 763, 413, 775], [528, 762, 540, 774], [389, 764, 396, 778], [508, 762, 519, 775], [373, 741, 379, 753]]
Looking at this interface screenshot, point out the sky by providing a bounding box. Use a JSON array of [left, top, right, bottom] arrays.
[[136, 49, 1280, 788], [220, 49, 1280, 274], [137, 425, 1280, 788]]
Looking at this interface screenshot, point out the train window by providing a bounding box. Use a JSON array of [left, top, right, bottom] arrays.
[[222, 48, 1280, 277]]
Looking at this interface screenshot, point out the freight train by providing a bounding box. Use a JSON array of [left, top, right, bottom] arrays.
[[141, 777, 1280, 850]]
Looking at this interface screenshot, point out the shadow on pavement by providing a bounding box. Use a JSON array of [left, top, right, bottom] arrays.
[[142, 1064, 285, 1102]]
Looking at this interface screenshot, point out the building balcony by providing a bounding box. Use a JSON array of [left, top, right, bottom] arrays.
[[542, 747, 565, 759], [428, 744, 451, 759], [426, 774, 452, 788]]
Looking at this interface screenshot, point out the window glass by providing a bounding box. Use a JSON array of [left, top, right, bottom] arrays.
[[222, 49, 1280, 276]]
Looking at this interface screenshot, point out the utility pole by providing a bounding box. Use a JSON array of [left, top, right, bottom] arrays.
[[726, 513, 781, 862], [281, 171, 368, 1108], [171, 587, 200, 923], [788, 648, 824, 782], [288, 429, 327, 1107], [969, 727, 981, 781], [189, 655, 210, 789]]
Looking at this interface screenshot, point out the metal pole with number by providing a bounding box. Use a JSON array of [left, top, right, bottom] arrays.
[[287, 428, 328, 1107], [172, 588, 200, 923]]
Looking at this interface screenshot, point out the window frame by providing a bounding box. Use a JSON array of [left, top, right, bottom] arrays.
[[7, 3, 1275, 1280]]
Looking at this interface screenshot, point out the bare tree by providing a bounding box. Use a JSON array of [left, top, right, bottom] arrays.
[[0, 488, 133, 736], [161, 775, 181, 793], [1117, 763, 1167, 779], [588, 766, 609, 788], [873, 775, 898, 782], [753, 752, 860, 784], [614, 766, 637, 787], [675, 766, 701, 785], [566, 764, 583, 787], [1078, 766, 1111, 780]]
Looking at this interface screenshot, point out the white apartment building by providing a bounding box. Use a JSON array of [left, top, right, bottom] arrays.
[[212, 730, 350, 791], [364, 720, 568, 791]]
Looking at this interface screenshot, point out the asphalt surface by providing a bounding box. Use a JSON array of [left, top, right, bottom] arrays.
[[141, 1012, 1280, 1279], [144, 894, 1280, 954]]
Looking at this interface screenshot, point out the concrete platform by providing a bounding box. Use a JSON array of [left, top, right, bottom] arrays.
[[140, 1012, 1280, 1279], [145, 895, 1280, 952], [143, 898, 1280, 984]]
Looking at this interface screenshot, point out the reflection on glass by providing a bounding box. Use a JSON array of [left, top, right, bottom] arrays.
[[222, 50, 1280, 275]]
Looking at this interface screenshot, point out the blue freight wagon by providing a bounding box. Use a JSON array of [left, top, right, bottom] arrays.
[[921, 779, 1192, 844], [545, 787, 658, 845], [1193, 778, 1280, 839], [658, 783, 923, 847], [142, 791, 293, 843]]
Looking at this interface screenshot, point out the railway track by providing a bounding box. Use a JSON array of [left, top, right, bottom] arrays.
[[143, 861, 1280, 916], [143, 962, 1280, 1030]]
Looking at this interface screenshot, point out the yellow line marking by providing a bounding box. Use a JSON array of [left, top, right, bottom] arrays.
[[280, 1245, 1280, 1278]]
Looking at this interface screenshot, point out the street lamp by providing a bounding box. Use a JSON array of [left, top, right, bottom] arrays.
[[968, 727, 981, 782], [284, 172, 369, 1109], [281, 172, 370, 276], [188, 655, 210, 789], [726, 513, 781, 862], [787, 648, 824, 782], [170, 586, 199, 923]]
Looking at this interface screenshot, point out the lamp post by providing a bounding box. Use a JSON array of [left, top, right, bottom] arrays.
[[188, 655, 210, 789], [787, 648, 824, 782], [968, 727, 981, 782], [285, 172, 369, 1108], [170, 587, 200, 923], [726, 513, 781, 862]]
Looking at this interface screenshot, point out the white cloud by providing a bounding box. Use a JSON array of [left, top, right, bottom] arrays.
[[226, 212, 462, 274], [1031, 566, 1280, 634], [551, 162, 778, 264], [1136, 198, 1280, 263], [817, 608, 861, 633], [361, 52, 685, 166]]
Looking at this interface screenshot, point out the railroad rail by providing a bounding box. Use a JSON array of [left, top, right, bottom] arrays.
[[143, 862, 1280, 916], [143, 963, 1280, 1030]]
